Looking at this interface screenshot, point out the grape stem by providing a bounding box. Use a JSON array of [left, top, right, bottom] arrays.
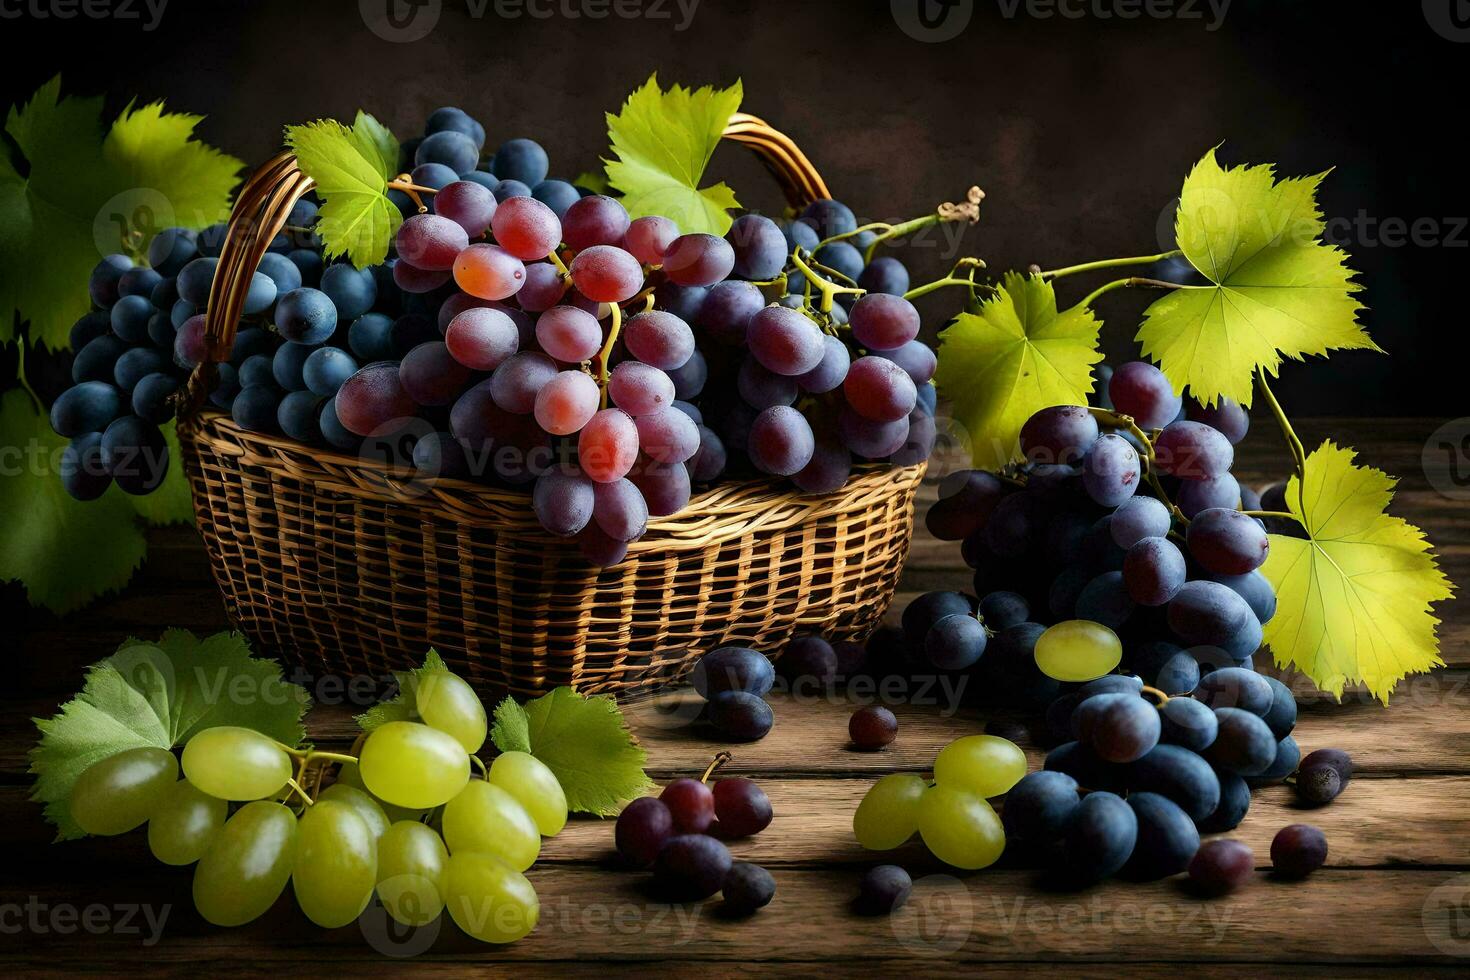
[[790, 250, 864, 313], [1086, 406, 1190, 527], [1242, 510, 1297, 522], [902, 257, 988, 302], [547, 248, 570, 278], [470, 755, 488, 778], [386, 175, 440, 214], [595, 302, 624, 407], [285, 776, 315, 807], [700, 751, 733, 784], [1039, 251, 1182, 280], [14, 343, 40, 412], [1139, 684, 1171, 707], [1078, 276, 1184, 310], [818, 187, 985, 262], [1255, 372, 1309, 516]]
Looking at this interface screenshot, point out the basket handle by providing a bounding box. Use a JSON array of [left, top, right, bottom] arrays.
[[183, 114, 830, 412]]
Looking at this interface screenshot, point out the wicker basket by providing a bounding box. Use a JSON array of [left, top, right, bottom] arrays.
[[176, 113, 927, 699]]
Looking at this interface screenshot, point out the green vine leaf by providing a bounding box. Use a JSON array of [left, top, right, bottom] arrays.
[[0, 77, 241, 350], [0, 389, 147, 612], [29, 629, 310, 839], [604, 74, 742, 236], [354, 649, 451, 732], [1136, 148, 1377, 408], [286, 114, 402, 267], [489, 687, 652, 816], [1261, 441, 1454, 703], [934, 271, 1103, 469]]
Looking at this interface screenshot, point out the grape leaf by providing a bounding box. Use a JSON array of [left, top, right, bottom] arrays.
[[933, 271, 1103, 469], [350, 110, 399, 182], [0, 389, 147, 612], [30, 628, 310, 839], [1136, 148, 1377, 408], [286, 116, 402, 267], [490, 687, 652, 816], [0, 77, 242, 350], [604, 74, 742, 236], [1261, 441, 1454, 703], [354, 648, 451, 731]]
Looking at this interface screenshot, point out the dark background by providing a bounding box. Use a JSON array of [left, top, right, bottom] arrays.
[[2, 0, 1463, 415]]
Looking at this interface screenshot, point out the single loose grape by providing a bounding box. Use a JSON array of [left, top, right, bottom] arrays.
[[444, 851, 540, 943], [192, 801, 297, 927], [488, 751, 568, 836], [377, 820, 450, 926], [1034, 620, 1123, 682], [853, 772, 927, 851], [70, 746, 178, 836], [358, 721, 471, 810], [442, 780, 541, 871], [292, 799, 378, 928], [147, 778, 226, 865], [181, 726, 293, 802], [414, 671, 488, 754], [933, 735, 1027, 798], [916, 784, 1006, 870]]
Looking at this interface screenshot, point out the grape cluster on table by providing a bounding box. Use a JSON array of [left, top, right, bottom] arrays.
[[67, 661, 565, 943], [52, 104, 938, 568]]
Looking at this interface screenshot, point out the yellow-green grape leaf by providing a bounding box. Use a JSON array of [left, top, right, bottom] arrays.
[[489, 687, 651, 815], [29, 629, 310, 839], [0, 389, 146, 612], [286, 117, 401, 267], [573, 170, 611, 196], [355, 648, 450, 731], [1137, 148, 1378, 408], [102, 100, 243, 230], [934, 271, 1103, 469], [604, 73, 742, 236], [350, 110, 399, 182], [1261, 441, 1454, 703], [125, 420, 194, 526]]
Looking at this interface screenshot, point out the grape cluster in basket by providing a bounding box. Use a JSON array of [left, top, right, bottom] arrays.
[[50, 104, 938, 567], [65, 663, 563, 944]]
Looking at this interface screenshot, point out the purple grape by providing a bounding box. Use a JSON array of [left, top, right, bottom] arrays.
[[844, 356, 917, 423], [1189, 839, 1255, 895], [533, 469, 596, 536], [925, 613, 987, 670], [689, 425, 726, 482], [432, 180, 497, 236], [797, 335, 851, 394], [1168, 580, 1255, 646], [561, 194, 630, 252], [654, 834, 732, 901], [855, 865, 912, 916], [1187, 507, 1270, 575], [738, 357, 799, 409], [1154, 420, 1234, 479], [624, 310, 695, 370], [394, 213, 469, 270], [858, 256, 911, 296], [748, 306, 825, 376], [636, 408, 700, 464], [660, 779, 715, 834], [1124, 536, 1187, 606], [1205, 707, 1278, 776], [712, 778, 773, 837], [630, 461, 691, 517], [399, 341, 471, 406], [792, 433, 852, 494], [608, 361, 675, 416], [517, 262, 568, 312], [1188, 396, 1250, 444], [336, 362, 417, 436], [726, 214, 787, 280], [691, 647, 775, 699], [1109, 361, 1181, 429], [708, 691, 774, 742], [592, 478, 649, 542], [1178, 472, 1242, 518], [848, 706, 898, 750], [1082, 433, 1141, 507], [667, 349, 708, 399], [490, 352, 558, 414], [695, 280, 764, 346], [663, 233, 735, 287], [446, 306, 520, 371], [748, 406, 815, 476], [1020, 404, 1100, 465], [849, 293, 920, 351], [1271, 824, 1328, 876], [1110, 495, 1172, 548], [615, 797, 673, 867], [873, 339, 936, 385], [721, 862, 776, 915], [925, 470, 1007, 541]]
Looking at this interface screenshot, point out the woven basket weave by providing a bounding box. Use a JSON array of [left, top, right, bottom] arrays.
[[176, 113, 926, 699]]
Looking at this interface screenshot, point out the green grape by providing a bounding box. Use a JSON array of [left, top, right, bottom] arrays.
[[416, 671, 488, 753], [358, 721, 471, 810], [292, 799, 378, 928], [148, 778, 227, 865], [487, 751, 567, 836], [917, 784, 1006, 870], [852, 773, 927, 851], [442, 780, 540, 871], [318, 782, 390, 842], [444, 851, 539, 944], [932, 735, 1027, 797], [377, 820, 449, 927], [335, 761, 426, 823], [181, 726, 294, 801], [69, 746, 178, 836], [193, 801, 297, 926], [1034, 620, 1123, 682]]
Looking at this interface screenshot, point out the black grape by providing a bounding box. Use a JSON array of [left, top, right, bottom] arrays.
[[51, 381, 123, 437], [1187, 507, 1269, 575], [653, 834, 732, 901], [1188, 839, 1254, 896], [1271, 824, 1328, 877], [1081, 433, 1141, 507], [721, 862, 776, 915], [855, 865, 912, 916], [1123, 792, 1199, 881], [978, 591, 1030, 631], [1260, 675, 1297, 738], [60, 433, 111, 501], [1059, 791, 1137, 883], [1158, 696, 1218, 751], [902, 591, 976, 652], [1198, 767, 1251, 832], [1001, 771, 1080, 844], [1167, 580, 1254, 647], [1126, 744, 1221, 821], [100, 416, 168, 494], [708, 691, 774, 742], [1204, 707, 1278, 776], [1249, 734, 1300, 786], [690, 647, 775, 699], [1194, 666, 1273, 715]]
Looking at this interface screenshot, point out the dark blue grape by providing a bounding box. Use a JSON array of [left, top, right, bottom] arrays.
[[1167, 580, 1254, 647], [238, 354, 275, 389], [1123, 792, 1199, 880], [1261, 675, 1297, 739], [288, 248, 324, 288], [416, 130, 480, 174], [1205, 707, 1278, 776], [232, 384, 282, 434], [118, 267, 162, 300], [146, 228, 198, 276], [209, 363, 240, 410], [1249, 734, 1300, 786], [1194, 666, 1273, 714], [1158, 695, 1217, 751], [1002, 771, 1079, 844], [1126, 745, 1221, 821], [800, 199, 857, 239], [242, 271, 277, 315], [721, 862, 776, 915], [147, 311, 176, 349], [349, 313, 397, 362], [425, 106, 485, 147], [858, 256, 910, 296], [727, 214, 787, 281], [230, 326, 277, 364], [69, 311, 111, 349], [691, 647, 775, 699], [321, 264, 378, 319], [277, 390, 323, 443], [256, 251, 304, 294], [925, 613, 987, 670], [1198, 767, 1251, 832], [491, 138, 549, 186], [176, 257, 218, 306], [814, 241, 864, 284], [100, 416, 168, 494], [1060, 791, 1137, 883], [51, 381, 123, 437], [170, 299, 196, 329], [901, 590, 976, 652], [1076, 570, 1135, 629], [71, 335, 129, 384], [88, 254, 132, 307], [303, 347, 359, 397], [114, 347, 170, 391], [319, 395, 359, 450], [131, 373, 179, 423], [781, 219, 820, 252], [979, 591, 1030, 631], [531, 180, 580, 218], [708, 691, 773, 742], [60, 433, 111, 501], [1207, 570, 1277, 626], [271, 342, 315, 391], [275, 288, 337, 344]]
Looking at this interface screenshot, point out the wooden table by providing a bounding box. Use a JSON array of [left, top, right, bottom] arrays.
[[5, 418, 1467, 974]]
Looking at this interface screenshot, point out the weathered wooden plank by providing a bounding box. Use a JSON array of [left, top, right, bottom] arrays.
[[0, 865, 1462, 964]]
